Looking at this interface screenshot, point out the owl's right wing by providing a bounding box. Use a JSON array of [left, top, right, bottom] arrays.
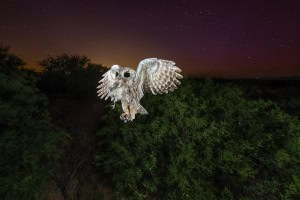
[[135, 58, 182, 97], [97, 65, 119, 101]]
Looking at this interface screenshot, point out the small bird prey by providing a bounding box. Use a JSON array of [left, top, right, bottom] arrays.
[[97, 58, 183, 122]]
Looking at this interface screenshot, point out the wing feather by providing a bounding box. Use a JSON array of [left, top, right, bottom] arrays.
[[96, 67, 118, 101], [135, 58, 183, 97]]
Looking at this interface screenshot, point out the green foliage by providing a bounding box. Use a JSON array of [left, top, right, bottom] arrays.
[[1, 46, 299, 199], [0, 46, 70, 200], [241, 79, 300, 117], [96, 78, 300, 199]]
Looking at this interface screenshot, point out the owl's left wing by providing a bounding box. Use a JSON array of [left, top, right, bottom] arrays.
[[135, 58, 183, 97]]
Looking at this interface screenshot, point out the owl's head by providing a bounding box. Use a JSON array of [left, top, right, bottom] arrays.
[[110, 65, 136, 87]]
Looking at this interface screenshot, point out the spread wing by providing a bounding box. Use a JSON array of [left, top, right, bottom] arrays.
[[135, 58, 182, 97], [96, 65, 119, 101]]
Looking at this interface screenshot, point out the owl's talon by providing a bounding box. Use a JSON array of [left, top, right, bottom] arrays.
[[120, 113, 130, 122]]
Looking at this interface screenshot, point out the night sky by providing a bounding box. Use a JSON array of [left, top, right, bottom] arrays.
[[1, 0, 300, 77]]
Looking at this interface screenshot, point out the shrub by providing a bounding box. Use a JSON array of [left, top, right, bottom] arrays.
[[96, 78, 300, 199], [0, 46, 70, 200]]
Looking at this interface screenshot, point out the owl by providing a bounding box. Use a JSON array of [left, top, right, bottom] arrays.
[[97, 58, 183, 122]]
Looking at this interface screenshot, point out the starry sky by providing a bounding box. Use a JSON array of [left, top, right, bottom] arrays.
[[1, 0, 300, 77]]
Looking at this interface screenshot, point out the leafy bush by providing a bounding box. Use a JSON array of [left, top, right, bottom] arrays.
[[96, 78, 300, 199], [0, 46, 70, 200]]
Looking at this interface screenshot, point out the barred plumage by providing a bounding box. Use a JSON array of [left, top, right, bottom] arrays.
[[97, 58, 183, 122]]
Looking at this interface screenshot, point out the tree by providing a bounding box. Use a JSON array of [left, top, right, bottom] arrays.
[[95, 78, 300, 199], [0, 45, 25, 73], [38, 54, 106, 98], [38, 54, 108, 199], [0, 45, 70, 200]]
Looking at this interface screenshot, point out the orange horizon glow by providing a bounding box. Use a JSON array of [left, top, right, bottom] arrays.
[[2, 1, 300, 78]]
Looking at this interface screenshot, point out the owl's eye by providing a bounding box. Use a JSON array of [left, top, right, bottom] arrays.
[[115, 72, 119, 77], [124, 72, 131, 78]]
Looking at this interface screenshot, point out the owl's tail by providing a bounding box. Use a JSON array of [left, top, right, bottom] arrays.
[[137, 105, 148, 115]]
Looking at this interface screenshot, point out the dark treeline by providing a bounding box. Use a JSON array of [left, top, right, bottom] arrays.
[[0, 45, 299, 200]]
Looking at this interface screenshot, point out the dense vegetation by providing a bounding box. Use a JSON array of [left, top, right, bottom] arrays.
[[0, 45, 299, 199], [96, 79, 300, 199], [0, 46, 69, 199]]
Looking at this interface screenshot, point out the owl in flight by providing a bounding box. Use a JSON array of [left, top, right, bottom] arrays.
[[97, 58, 183, 122]]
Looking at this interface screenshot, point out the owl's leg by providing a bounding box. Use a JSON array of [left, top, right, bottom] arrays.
[[120, 102, 130, 122], [128, 105, 137, 121]]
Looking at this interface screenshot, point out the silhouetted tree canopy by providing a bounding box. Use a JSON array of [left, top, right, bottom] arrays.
[[38, 54, 107, 98], [0, 45, 25, 73]]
